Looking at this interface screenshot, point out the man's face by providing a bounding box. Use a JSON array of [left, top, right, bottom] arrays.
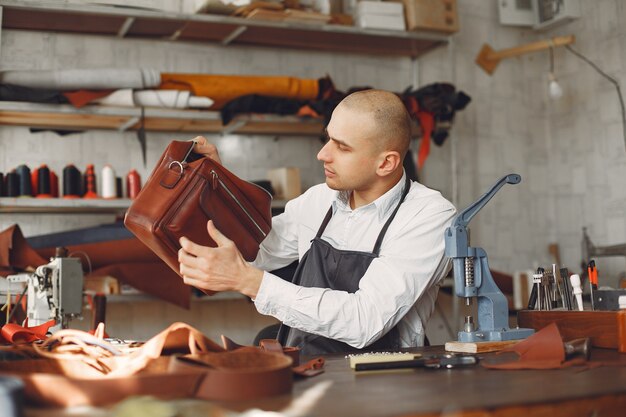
[[317, 105, 380, 192]]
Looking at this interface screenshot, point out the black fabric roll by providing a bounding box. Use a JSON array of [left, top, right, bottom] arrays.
[[15, 165, 31, 196], [37, 165, 51, 195], [0, 375, 24, 417], [62, 165, 82, 197], [5, 172, 19, 197], [0, 173, 4, 197]]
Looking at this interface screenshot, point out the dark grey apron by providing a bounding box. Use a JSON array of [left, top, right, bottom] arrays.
[[277, 176, 411, 356]]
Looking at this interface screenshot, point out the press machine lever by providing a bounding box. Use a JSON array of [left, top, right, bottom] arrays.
[[444, 173, 534, 343]]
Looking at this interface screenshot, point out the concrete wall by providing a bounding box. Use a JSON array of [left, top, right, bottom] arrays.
[[419, 0, 626, 288]]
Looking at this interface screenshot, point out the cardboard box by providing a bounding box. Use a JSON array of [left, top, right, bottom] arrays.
[[396, 0, 459, 33], [357, 0, 404, 15], [356, 13, 406, 30], [267, 167, 302, 200], [356, 1, 405, 30]]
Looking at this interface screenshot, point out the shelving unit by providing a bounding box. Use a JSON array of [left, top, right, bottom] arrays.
[[0, 101, 324, 135], [0, 1, 448, 135], [0, 196, 287, 213], [0, 0, 449, 58]]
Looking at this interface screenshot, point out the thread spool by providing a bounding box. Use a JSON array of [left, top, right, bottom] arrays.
[[101, 165, 116, 199], [116, 177, 123, 198], [126, 169, 141, 199], [15, 165, 32, 197], [5, 172, 19, 197], [50, 170, 59, 197], [62, 165, 82, 198], [83, 164, 98, 199], [36, 165, 52, 198], [30, 168, 38, 197]]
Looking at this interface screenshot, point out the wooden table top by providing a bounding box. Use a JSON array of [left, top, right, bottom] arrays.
[[24, 346, 626, 417], [217, 346, 626, 417]]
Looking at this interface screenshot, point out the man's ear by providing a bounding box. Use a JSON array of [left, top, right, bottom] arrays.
[[377, 151, 402, 176]]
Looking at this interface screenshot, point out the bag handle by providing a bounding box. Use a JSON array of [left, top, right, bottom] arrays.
[[161, 141, 197, 189]]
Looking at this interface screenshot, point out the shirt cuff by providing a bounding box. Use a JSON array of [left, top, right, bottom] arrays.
[[253, 271, 296, 318]]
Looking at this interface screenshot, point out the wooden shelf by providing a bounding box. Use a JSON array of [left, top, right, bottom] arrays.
[[0, 197, 132, 214], [0, 101, 324, 135], [0, 196, 287, 214], [0, 0, 449, 58]]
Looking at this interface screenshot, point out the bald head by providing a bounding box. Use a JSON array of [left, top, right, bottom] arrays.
[[337, 89, 411, 156]]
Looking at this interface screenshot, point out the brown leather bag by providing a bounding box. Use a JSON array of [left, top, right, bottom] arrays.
[[124, 140, 272, 283]]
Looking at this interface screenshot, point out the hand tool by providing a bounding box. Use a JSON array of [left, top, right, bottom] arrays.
[[570, 274, 584, 311], [527, 268, 541, 310], [587, 260, 598, 310], [354, 354, 478, 371], [444, 173, 534, 342], [560, 267, 573, 310], [347, 352, 420, 369]]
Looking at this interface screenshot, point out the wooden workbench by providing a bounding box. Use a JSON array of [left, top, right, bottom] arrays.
[[24, 346, 626, 417]]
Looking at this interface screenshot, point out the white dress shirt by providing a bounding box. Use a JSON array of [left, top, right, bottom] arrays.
[[252, 172, 456, 348]]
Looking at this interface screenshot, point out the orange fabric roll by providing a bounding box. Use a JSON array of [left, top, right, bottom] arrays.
[[159, 73, 319, 109]]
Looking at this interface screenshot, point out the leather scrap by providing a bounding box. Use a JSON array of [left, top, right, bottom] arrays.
[[0, 320, 55, 344], [221, 335, 325, 377], [0, 322, 294, 406], [482, 323, 586, 370]]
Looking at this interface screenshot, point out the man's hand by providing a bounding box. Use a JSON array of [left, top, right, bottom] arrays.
[[191, 136, 222, 164], [178, 220, 263, 298]]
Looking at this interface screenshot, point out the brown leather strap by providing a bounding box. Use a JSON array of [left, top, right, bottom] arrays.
[[170, 349, 293, 401], [259, 338, 302, 366]]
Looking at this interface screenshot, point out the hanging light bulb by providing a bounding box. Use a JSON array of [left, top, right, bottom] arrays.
[[548, 72, 563, 99], [547, 46, 563, 100]]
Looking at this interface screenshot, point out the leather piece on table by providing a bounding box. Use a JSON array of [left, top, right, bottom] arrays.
[[221, 335, 325, 376], [158, 73, 319, 109], [482, 323, 586, 370], [222, 334, 301, 366], [170, 349, 293, 401], [0, 323, 292, 406], [0, 224, 190, 307]]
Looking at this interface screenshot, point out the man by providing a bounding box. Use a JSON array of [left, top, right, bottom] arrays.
[[179, 89, 456, 355]]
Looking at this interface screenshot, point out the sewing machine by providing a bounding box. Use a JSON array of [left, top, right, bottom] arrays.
[[444, 174, 534, 342], [6, 248, 83, 331]]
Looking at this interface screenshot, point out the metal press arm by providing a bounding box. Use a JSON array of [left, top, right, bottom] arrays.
[[453, 174, 521, 228]]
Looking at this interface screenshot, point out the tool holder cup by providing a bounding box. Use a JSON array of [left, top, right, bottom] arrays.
[[444, 173, 534, 343]]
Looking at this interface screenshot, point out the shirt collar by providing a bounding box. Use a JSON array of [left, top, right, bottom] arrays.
[[332, 171, 408, 221]]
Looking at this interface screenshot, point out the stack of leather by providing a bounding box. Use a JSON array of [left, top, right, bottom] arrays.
[[0, 322, 320, 407]]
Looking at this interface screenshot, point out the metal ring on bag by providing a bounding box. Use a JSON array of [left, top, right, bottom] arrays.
[[168, 160, 184, 174]]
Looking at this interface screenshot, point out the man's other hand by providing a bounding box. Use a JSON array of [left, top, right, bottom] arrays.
[[178, 220, 262, 298], [191, 136, 222, 164]]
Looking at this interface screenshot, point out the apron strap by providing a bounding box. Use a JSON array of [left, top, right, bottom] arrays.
[[315, 206, 334, 238], [372, 175, 411, 255]]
